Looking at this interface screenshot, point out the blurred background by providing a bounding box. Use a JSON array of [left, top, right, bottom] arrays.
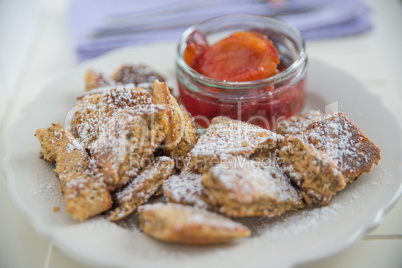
[[1, 0, 401, 125], [0, 0, 401, 267]]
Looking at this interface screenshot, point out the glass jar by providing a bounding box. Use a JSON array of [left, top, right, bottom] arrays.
[[176, 15, 307, 130]]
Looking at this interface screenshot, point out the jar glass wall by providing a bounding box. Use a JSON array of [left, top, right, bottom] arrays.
[[176, 15, 307, 129]]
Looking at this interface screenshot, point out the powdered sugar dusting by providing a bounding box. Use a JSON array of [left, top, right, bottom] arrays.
[[163, 172, 208, 209], [259, 203, 343, 238], [190, 116, 281, 158], [73, 87, 153, 148], [90, 174, 380, 240], [31, 170, 62, 202], [275, 110, 322, 137], [65, 136, 85, 153], [116, 157, 171, 202], [254, 175, 380, 241], [211, 156, 301, 203], [108, 157, 174, 220], [279, 140, 342, 186], [304, 112, 381, 179]]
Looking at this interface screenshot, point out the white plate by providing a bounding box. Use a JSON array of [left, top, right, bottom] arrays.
[[2, 43, 402, 268]]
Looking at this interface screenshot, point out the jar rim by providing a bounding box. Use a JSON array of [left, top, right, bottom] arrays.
[[176, 14, 307, 90]]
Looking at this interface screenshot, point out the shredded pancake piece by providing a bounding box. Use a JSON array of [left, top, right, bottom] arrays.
[[163, 171, 209, 209], [275, 110, 322, 137], [72, 87, 153, 148], [76, 83, 136, 101], [138, 203, 250, 245], [84, 70, 113, 92], [303, 111, 381, 182], [108, 156, 174, 221], [153, 81, 198, 163], [188, 116, 283, 173], [202, 156, 304, 217], [112, 64, 165, 91], [35, 122, 112, 221], [89, 105, 168, 191], [276, 135, 347, 206]]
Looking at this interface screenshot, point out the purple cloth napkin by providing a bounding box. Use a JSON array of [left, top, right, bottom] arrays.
[[69, 0, 372, 61]]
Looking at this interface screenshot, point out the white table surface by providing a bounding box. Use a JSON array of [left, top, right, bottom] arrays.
[[0, 0, 401, 267]]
